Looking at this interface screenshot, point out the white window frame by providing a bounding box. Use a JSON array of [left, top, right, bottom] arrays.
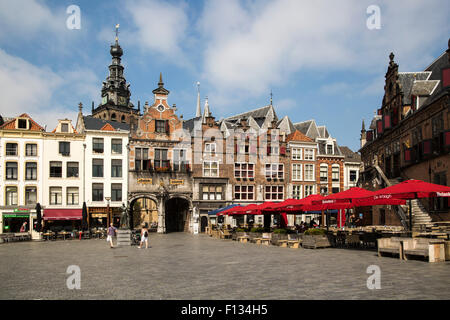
[[332, 164, 340, 182], [234, 185, 254, 200], [265, 163, 284, 180], [304, 185, 315, 197], [292, 163, 302, 181], [204, 143, 216, 156], [292, 147, 302, 160], [264, 185, 284, 200], [49, 187, 62, 205], [304, 164, 315, 182], [67, 187, 79, 205], [320, 164, 328, 183], [304, 148, 315, 161], [234, 162, 255, 179], [292, 185, 302, 199], [203, 160, 219, 177]]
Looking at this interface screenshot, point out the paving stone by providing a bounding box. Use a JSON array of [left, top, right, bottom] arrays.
[[0, 233, 449, 299]]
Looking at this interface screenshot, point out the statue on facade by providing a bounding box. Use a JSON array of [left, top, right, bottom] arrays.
[[119, 203, 129, 229]]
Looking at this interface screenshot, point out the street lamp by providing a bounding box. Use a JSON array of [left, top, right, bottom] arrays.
[[105, 197, 111, 226]]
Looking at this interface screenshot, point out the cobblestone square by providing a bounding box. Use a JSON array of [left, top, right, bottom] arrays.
[[0, 233, 449, 300]]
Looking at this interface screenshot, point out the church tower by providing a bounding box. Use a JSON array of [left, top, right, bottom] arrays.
[[92, 24, 139, 125]]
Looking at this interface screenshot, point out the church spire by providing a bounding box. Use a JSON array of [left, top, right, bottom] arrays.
[[195, 82, 201, 118], [152, 72, 170, 95]]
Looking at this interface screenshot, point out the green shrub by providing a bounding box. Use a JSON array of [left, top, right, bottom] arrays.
[[236, 228, 246, 232], [273, 228, 287, 234], [250, 227, 265, 233], [304, 228, 326, 235]]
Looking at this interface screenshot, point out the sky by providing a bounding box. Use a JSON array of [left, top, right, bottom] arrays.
[[0, 0, 449, 151]]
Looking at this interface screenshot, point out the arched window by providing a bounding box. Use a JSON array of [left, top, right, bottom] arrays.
[[121, 115, 126, 123], [111, 113, 116, 121]]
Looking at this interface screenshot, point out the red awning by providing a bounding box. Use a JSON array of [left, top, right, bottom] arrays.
[[43, 209, 82, 220], [311, 187, 376, 210]]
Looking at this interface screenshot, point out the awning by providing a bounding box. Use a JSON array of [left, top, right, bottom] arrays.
[[43, 209, 82, 220]]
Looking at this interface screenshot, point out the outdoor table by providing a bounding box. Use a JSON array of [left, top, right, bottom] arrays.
[[43, 232, 55, 241], [59, 231, 70, 240]]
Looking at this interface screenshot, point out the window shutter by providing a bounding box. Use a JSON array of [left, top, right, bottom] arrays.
[[422, 140, 432, 155], [384, 114, 391, 130], [280, 146, 286, 155], [377, 120, 383, 134], [165, 121, 169, 134], [267, 146, 271, 155], [59, 142, 63, 154]]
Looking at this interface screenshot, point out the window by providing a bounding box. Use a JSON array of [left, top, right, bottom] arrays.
[[304, 185, 314, 197], [304, 164, 315, 181], [332, 165, 340, 182], [26, 144, 37, 156], [6, 143, 17, 156], [59, 142, 70, 156], [204, 143, 216, 156], [327, 144, 333, 154], [269, 145, 279, 155], [202, 185, 223, 200], [332, 187, 340, 194], [6, 186, 18, 206], [18, 119, 28, 129], [61, 123, 69, 132], [320, 186, 328, 195], [135, 148, 149, 171], [67, 162, 79, 178], [93, 138, 104, 153], [26, 162, 37, 180], [234, 185, 254, 200], [265, 163, 284, 179], [49, 161, 62, 178], [111, 159, 122, 178], [203, 161, 219, 177], [173, 149, 188, 172], [265, 185, 284, 200], [155, 120, 167, 134], [154, 149, 169, 169], [92, 184, 103, 202], [292, 164, 302, 181], [320, 164, 328, 182], [49, 187, 62, 205], [304, 149, 314, 160], [92, 159, 104, 177], [234, 163, 254, 179], [292, 185, 302, 199], [111, 184, 122, 202], [111, 139, 122, 154], [25, 186, 37, 205], [6, 162, 18, 180], [292, 148, 302, 160], [67, 187, 79, 205], [350, 170, 357, 182]]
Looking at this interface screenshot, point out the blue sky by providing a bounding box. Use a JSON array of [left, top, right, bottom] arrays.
[[0, 0, 449, 151]]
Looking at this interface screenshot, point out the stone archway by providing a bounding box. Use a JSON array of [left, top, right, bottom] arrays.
[[129, 195, 159, 230], [164, 197, 190, 233]]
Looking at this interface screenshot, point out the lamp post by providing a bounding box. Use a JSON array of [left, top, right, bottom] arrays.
[[105, 197, 111, 226]]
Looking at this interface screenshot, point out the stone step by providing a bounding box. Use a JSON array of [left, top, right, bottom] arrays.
[[116, 229, 132, 246]]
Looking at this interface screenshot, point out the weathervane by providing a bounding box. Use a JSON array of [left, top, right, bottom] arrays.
[[115, 24, 120, 42]]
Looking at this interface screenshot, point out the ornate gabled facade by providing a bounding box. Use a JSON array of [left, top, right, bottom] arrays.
[[359, 39, 450, 227]]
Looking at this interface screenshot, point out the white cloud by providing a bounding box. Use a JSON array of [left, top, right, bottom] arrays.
[[198, 0, 449, 111], [124, 0, 189, 64], [0, 49, 98, 130], [0, 0, 64, 41]]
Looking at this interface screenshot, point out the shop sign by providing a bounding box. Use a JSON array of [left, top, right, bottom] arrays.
[[138, 178, 153, 184], [13, 208, 30, 213], [3, 214, 29, 218], [170, 179, 184, 185], [91, 213, 107, 218]]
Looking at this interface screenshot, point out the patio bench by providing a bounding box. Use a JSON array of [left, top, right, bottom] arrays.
[[256, 233, 272, 246], [403, 238, 445, 263], [220, 229, 232, 239], [237, 234, 250, 243], [377, 237, 403, 259]]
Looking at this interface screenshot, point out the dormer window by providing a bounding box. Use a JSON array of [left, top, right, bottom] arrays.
[[17, 118, 28, 129], [61, 123, 69, 133], [326, 144, 333, 154]]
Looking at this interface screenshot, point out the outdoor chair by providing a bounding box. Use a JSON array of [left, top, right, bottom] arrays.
[[377, 237, 404, 259], [346, 234, 361, 248], [257, 233, 272, 246], [402, 238, 445, 263]]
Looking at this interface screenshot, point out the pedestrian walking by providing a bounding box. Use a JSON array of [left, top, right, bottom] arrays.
[[106, 223, 117, 248], [138, 225, 149, 249]]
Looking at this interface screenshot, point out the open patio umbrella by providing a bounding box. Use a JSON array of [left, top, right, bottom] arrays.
[[210, 204, 239, 216], [218, 205, 243, 216], [356, 179, 450, 231], [81, 202, 88, 231], [35, 203, 42, 232]]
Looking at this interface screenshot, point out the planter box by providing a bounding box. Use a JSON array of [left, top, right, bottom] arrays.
[[302, 234, 331, 249], [271, 233, 288, 245]]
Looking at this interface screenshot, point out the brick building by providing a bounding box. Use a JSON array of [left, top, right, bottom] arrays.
[[359, 39, 450, 228]]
